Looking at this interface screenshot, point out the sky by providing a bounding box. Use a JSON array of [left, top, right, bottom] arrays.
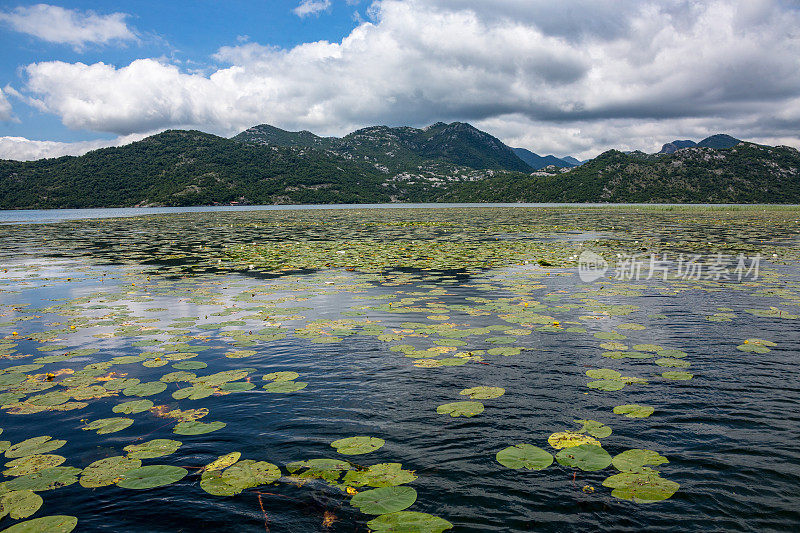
[[1, 0, 800, 161]]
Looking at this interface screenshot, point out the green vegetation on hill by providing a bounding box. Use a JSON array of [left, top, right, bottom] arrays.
[[1, 125, 798, 209]]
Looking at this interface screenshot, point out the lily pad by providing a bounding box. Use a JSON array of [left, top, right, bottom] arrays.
[[574, 419, 612, 438], [613, 404, 655, 418], [117, 465, 188, 490], [122, 381, 167, 397], [0, 515, 77, 532], [80, 456, 142, 488], [124, 439, 182, 460], [367, 511, 453, 532], [612, 449, 669, 472], [555, 444, 612, 471], [5, 436, 66, 459], [0, 490, 43, 519], [331, 436, 385, 455], [2, 467, 81, 492], [496, 444, 553, 470], [4, 455, 66, 477], [548, 432, 600, 449], [603, 471, 679, 502], [173, 420, 226, 435], [204, 452, 241, 472], [83, 417, 134, 435], [436, 401, 484, 418], [262, 381, 307, 393], [112, 399, 154, 414], [343, 463, 417, 488], [351, 486, 417, 515], [459, 386, 505, 400], [263, 371, 300, 382]]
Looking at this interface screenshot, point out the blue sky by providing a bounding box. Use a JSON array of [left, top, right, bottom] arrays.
[[0, 1, 365, 143], [1, 1, 800, 160]]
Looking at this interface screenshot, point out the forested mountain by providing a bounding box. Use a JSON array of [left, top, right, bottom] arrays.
[[1, 125, 798, 208]]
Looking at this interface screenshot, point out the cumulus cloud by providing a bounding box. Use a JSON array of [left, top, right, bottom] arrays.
[[0, 88, 13, 121], [293, 0, 332, 18], [0, 4, 136, 50], [0, 132, 151, 161], [12, 0, 800, 158]]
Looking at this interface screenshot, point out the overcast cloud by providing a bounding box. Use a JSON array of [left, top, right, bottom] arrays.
[[2, 0, 800, 160]]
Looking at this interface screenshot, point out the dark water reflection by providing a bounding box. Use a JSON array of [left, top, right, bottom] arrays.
[[0, 211, 799, 532]]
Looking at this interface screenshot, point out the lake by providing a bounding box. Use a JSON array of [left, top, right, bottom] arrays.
[[0, 205, 799, 532]]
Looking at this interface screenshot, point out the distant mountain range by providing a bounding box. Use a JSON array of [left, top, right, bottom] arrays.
[[1, 122, 798, 208], [659, 134, 741, 154]]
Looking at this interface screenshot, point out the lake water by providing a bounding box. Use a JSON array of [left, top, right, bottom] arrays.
[[0, 206, 798, 532]]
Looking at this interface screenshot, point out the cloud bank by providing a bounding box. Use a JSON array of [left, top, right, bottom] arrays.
[[5, 0, 800, 160], [0, 4, 137, 50]]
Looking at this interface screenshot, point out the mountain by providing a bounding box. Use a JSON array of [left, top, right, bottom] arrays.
[[2, 125, 799, 208], [659, 140, 696, 154], [560, 156, 584, 166], [697, 134, 741, 149], [235, 121, 533, 173], [512, 148, 575, 170], [444, 143, 800, 203], [0, 130, 392, 208]]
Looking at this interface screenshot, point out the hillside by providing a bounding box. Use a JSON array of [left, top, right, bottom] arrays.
[[1, 126, 799, 208], [512, 148, 574, 169], [442, 143, 800, 203], [234, 121, 532, 173]]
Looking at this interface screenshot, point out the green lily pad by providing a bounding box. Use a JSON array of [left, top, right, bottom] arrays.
[[351, 486, 417, 515], [83, 417, 134, 435], [112, 400, 154, 414], [459, 386, 505, 400], [263, 371, 299, 382], [613, 404, 655, 418], [5, 436, 66, 459], [262, 381, 307, 393], [122, 381, 167, 397], [173, 421, 226, 435], [342, 463, 417, 488], [204, 452, 241, 472], [222, 460, 281, 490], [117, 465, 188, 490], [602, 471, 679, 502], [287, 458, 351, 484], [219, 381, 255, 392], [0, 490, 43, 520], [496, 444, 553, 470], [436, 401, 484, 418], [555, 444, 612, 471], [172, 361, 207, 370], [632, 344, 664, 352], [124, 439, 182, 459], [587, 380, 625, 391], [586, 368, 622, 380], [367, 511, 453, 532], [331, 436, 385, 455], [4, 455, 66, 477], [612, 449, 669, 472], [574, 419, 612, 438], [80, 456, 142, 488], [2, 467, 81, 492], [0, 515, 77, 532]]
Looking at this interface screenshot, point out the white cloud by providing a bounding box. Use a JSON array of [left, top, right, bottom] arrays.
[[13, 0, 800, 157], [0, 88, 13, 121], [0, 4, 136, 50], [0, 132, 151, 161], [293, 0, 332, 18]]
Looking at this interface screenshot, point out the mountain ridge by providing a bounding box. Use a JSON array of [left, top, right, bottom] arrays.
[[1, 124, 798, 208]]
